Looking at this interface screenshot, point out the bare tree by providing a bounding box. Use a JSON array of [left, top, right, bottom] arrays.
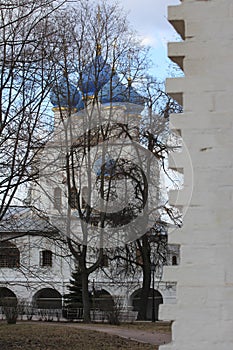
[[91, 77, 183, 321], [0, 0, 182, 324], [34, 0, 153, 323], [0, 0, 68, 219], [127, 77, 182, 320]]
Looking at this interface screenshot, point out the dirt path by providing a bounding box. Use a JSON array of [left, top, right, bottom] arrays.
[[64, 323, 171, 346]]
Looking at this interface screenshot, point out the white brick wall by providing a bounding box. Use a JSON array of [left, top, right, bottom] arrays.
[[160, 0, 233, 349]]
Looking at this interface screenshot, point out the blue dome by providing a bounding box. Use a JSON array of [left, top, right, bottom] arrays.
[[79, 54, 112, 98], [100, 74, 145, 106], [50, 76, 82, 109], [100, 74, 126, 104]]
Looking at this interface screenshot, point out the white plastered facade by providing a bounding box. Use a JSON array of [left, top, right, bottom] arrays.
[[0, 103, 179, 319], [160, 0, 233, 349]]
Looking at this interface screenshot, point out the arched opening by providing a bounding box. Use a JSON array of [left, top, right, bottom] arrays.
[[131, 288, 163, 321], [93, 289, 114, 311], [0, 241, 20, 268], [0, 287, 17, 307], [33, 288, 62, 309]]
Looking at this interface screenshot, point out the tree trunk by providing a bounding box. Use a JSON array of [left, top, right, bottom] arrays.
[[81, 272, 91, 323], [138, 264, 151, 320], [137, 235, 151, 320]]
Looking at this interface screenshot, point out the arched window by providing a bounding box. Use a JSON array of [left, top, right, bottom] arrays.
[[40, 250, 52, 267], [172, 255, 177, 266], [0, 242, 20, 268], [131, 288, 163, 321], [54, 187, 62, 210]]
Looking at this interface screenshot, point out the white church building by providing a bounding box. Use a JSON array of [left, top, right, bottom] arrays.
[[0, 55, 179, 322]]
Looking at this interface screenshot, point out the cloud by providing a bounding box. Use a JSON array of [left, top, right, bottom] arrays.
[[141, 35, 159, 48], [113, 0, 181, 78], [118, 0, 181, 46]]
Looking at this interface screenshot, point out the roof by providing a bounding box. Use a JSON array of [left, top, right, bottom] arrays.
[[50, 76, 82, 109], [79, 54, 112, 98], [100, 74, 146, 107], [0, 206, 58, 235]]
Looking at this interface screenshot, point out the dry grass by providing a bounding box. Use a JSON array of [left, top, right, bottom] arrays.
[[0, 323, 157, 350]]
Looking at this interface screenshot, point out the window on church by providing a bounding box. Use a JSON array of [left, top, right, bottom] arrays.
[[81, 186, 88, 209], [100, 254, 108, 268], [54, 187, 62, 210], [0, 242, 20, 268], [69, 186, 78, 209], [172, 255, 177, 265], [40, 250, 52, 267], [90, 217, 99, 227]]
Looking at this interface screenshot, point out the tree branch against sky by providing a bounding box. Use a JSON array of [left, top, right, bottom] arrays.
[[114, 0, 182, 78], [0, 0, 69, 219]]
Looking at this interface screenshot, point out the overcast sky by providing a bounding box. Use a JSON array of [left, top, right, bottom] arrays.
[[117, 0, 181, 78]]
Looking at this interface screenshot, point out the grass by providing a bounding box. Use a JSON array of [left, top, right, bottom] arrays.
[[0, 323, 158, 350]]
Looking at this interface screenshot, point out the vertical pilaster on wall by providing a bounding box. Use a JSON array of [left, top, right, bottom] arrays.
[[159, 1, 233, 349]]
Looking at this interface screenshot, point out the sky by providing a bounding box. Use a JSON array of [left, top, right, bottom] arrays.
[[116, 0, 181, 79]]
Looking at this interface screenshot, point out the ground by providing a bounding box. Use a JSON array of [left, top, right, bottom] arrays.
[[0, 321, 172, 349]]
